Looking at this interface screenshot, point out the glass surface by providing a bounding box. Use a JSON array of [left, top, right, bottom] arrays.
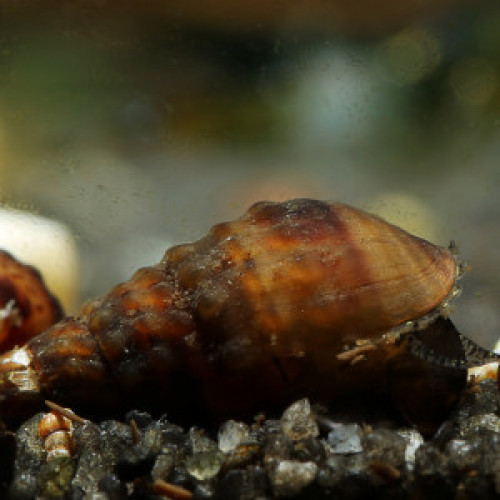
[[0, 2, 498, 346]]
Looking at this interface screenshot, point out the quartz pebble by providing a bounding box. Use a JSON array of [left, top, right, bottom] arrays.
[[151, 453, 175, 481], [363, 429, 406, 467], [217, 467, 267, 499], [459, 413, 500, 439], [188, 428, 217, 454], [10, 414, 46, 498], [326, 423, 363, 454], [218, 420, 251, 453], [37, 457, 75, 499], [71, 421, 111, 496], [223, 443, 261, 470], [268, 459, 317, 497], [280, 399, 319, 441], [396, 429, 424, 467], [446, 439, 478, 471], [186, 450, 224, 480], [264, 433, 294, 462]]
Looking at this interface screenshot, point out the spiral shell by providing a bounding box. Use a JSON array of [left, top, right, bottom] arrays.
[[0, 251, 63, 352], [38, 410, 75, 461], [0, 199, 477, 426]]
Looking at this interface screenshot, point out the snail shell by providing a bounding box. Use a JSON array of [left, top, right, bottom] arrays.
[[38, 410, 75, 461], [0, 199, 469, 425], [0, 251, 63, 352]]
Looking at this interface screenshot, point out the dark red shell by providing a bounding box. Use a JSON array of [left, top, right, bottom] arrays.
[[13, 199, 458, 423], [0, 251, 63, 352]]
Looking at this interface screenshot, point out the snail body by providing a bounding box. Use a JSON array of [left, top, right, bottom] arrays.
[[0, 199, 493, 429]]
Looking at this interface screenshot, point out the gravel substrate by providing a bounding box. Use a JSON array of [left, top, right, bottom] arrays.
[[4, 378, 500, 499]]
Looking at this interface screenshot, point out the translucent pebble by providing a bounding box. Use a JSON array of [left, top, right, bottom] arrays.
[[218, 467, 268, 499], [264, 433, 294, 462], [280, 399, 319, 441], [446, 439, 476, 469], [396, 429, 424, 466], [363, 429, 406, 467], [186, 450, 224, 480], [223, 443, 261, 469], [37, 457, 75, 498], [326, 423, 363, 454], [151, 453, 175, 480], [268, 459, 317, 496], [446, 437, 498, 477], [143, 427, 164, 453], [188, 427, 217, 454], [218, 420, 251, 453], [460, 413, 500, 438]]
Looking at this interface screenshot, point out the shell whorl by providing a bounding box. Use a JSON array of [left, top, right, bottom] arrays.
[[165, 199, 458, 361]]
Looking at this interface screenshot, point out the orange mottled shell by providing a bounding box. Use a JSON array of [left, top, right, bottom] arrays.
[[22, 199, 458, 422], [167, 199, 456, 359], [0, 251, 63, 352]]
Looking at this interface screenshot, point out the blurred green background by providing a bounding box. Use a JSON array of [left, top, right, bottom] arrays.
[[0, 1, 499, 347]]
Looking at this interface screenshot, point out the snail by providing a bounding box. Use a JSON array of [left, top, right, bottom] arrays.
[[37, 409, 75, 461], [0, 251, 63, 352], [0, 199, 497, 433], [36, 401, 86, 463]]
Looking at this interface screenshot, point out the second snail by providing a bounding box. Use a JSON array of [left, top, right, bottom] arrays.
[[0, 199, 497, 434]]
